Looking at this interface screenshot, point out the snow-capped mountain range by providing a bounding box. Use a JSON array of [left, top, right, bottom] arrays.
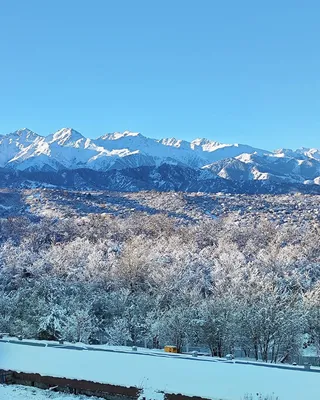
[[1, 127, 320, 192], [0, 128, 269, 171]]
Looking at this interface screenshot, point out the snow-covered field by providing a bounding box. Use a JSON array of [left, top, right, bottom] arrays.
[[0, 341, 319, 400], [0, 384, 103, 399]]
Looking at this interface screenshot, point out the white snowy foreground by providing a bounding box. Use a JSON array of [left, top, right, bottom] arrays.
[[0, 384, 103, 399], [0, 342, 319, 400]]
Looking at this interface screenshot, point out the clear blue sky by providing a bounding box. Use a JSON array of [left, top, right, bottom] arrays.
[[0, 0, 319, 150]]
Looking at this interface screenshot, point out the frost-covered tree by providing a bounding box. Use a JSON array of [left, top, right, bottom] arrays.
[[0, 209, 319, 365], [38, 306, 66, 340], [198, 297, 236, 357], [105, 318, 131, 346], [304, 283, 320, 357], [63, 309, 96, 343]]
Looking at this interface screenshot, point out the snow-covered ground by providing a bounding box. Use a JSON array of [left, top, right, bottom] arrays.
[[0, 341, 319, 400], [0, 384, 103, 399]]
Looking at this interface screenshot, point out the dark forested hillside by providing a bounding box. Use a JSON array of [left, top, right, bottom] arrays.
[[1, 166, 320, 194]]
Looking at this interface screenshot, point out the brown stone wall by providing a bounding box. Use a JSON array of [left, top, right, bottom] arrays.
[[1, 370, 141, 400]]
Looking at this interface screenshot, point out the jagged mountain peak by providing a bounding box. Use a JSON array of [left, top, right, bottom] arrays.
[[236, 153, 256, 163], [159, 138, 191, 149], [9, 128, 41, 141], [274, 148, 300, 158], [48, 128, 85, 145], [274, 147, 320, 161], [99, 131, 142, 141], [296, 147, 320, 160], [191, 138, 223, 151], [0, 128, 41, 167], [192, 137, 219, 145], [12, 127, 34, 135]]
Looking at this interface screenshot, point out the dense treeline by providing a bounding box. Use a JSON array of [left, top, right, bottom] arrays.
[[0, 214, 319, 363]]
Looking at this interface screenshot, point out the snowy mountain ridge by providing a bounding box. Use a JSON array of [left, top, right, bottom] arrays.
[[1, 127, 320, 189], [0, 127, 267, 171]]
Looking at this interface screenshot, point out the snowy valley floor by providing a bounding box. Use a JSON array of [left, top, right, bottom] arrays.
[[0, 341, 319, 400]]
